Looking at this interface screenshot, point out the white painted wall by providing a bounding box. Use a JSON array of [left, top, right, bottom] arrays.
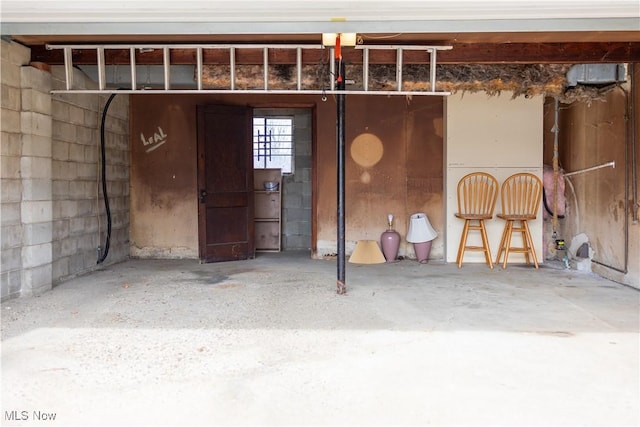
[[445, 92, 544, 265]]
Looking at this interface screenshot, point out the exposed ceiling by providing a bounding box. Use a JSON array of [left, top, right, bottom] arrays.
[[2, 0, 639, 65], [2, 0, 639, 31]]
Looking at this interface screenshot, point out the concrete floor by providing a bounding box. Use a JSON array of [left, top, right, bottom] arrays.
[[2, 252, 639, 426]]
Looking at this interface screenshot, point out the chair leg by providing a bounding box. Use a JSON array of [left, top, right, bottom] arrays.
[[522, 220, 539, 269], [456, 220, 470, 268], [495, 220, 508, 266], [478, 219, 494, 269], [518, 220, 531, 265], [502, 220, 514, 269]]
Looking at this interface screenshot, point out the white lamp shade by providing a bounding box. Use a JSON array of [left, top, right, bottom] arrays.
[[406, 213, 437, 243]]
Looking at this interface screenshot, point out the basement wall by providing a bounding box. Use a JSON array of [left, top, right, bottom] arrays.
[[129, 94, 444, 261], [50, 67, 130, 283], [315, 95, 445, 259], [445, 92, 544, 264], [1, 41, 30, 300], [546, 66, 639, 289], [129, 86, 634, 283], [0, 40, 130, 300], [129, 96, 199, 258]]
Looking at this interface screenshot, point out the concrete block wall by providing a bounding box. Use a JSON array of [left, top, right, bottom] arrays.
[[50, 67, 130, 284], [1, 41, 31, 300], [0, 39, 130, 300], [252, 107, 312, 251], [282, 109, 312, 250], [19, 64, 54, 296]]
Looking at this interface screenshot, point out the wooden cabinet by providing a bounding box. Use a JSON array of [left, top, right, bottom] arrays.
[[254, 168, 281, 251]]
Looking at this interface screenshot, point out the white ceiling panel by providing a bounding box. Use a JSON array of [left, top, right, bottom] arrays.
[[2, 0, 639, 35]]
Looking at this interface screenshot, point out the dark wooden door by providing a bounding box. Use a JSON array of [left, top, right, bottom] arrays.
[[197, 104, 254, 262]]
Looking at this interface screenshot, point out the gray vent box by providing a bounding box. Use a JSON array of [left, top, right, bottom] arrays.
[[567, 64, 627, 87]]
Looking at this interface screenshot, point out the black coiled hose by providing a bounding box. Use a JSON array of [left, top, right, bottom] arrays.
[[97, 93, 118, 264]]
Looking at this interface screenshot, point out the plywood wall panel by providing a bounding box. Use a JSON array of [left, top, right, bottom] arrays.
[[130, 96, 198, 258], [559, 88, 628, 273], [130, 93, 444, 260]]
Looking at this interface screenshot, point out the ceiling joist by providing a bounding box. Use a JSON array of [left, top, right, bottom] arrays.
[[32, 42, 640, 66]]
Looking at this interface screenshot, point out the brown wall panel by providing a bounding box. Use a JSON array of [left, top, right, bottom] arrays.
[[551, 72, 639, 288], [130, 96, 199, 257], [130, 93, 443, 259]]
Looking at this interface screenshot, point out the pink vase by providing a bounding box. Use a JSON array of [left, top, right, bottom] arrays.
[[381, 229, 401, 262], [413, 241, 432, 264]]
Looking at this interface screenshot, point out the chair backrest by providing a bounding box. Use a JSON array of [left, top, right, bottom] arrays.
[[456, 172, 499, 216], [500, 173, 543, 217]]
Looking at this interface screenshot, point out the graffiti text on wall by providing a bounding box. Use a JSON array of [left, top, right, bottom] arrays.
[[141, 127, 168, 153]]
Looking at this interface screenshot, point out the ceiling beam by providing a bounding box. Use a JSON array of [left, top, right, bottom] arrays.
[[30, 42, 640, 66]]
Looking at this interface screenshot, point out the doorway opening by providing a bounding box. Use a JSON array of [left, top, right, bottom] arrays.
[[253, 108, 313, 252]]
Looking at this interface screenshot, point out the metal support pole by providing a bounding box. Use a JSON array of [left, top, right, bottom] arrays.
[[336, 37, 347, 295], [631, 63, 638, 224]]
